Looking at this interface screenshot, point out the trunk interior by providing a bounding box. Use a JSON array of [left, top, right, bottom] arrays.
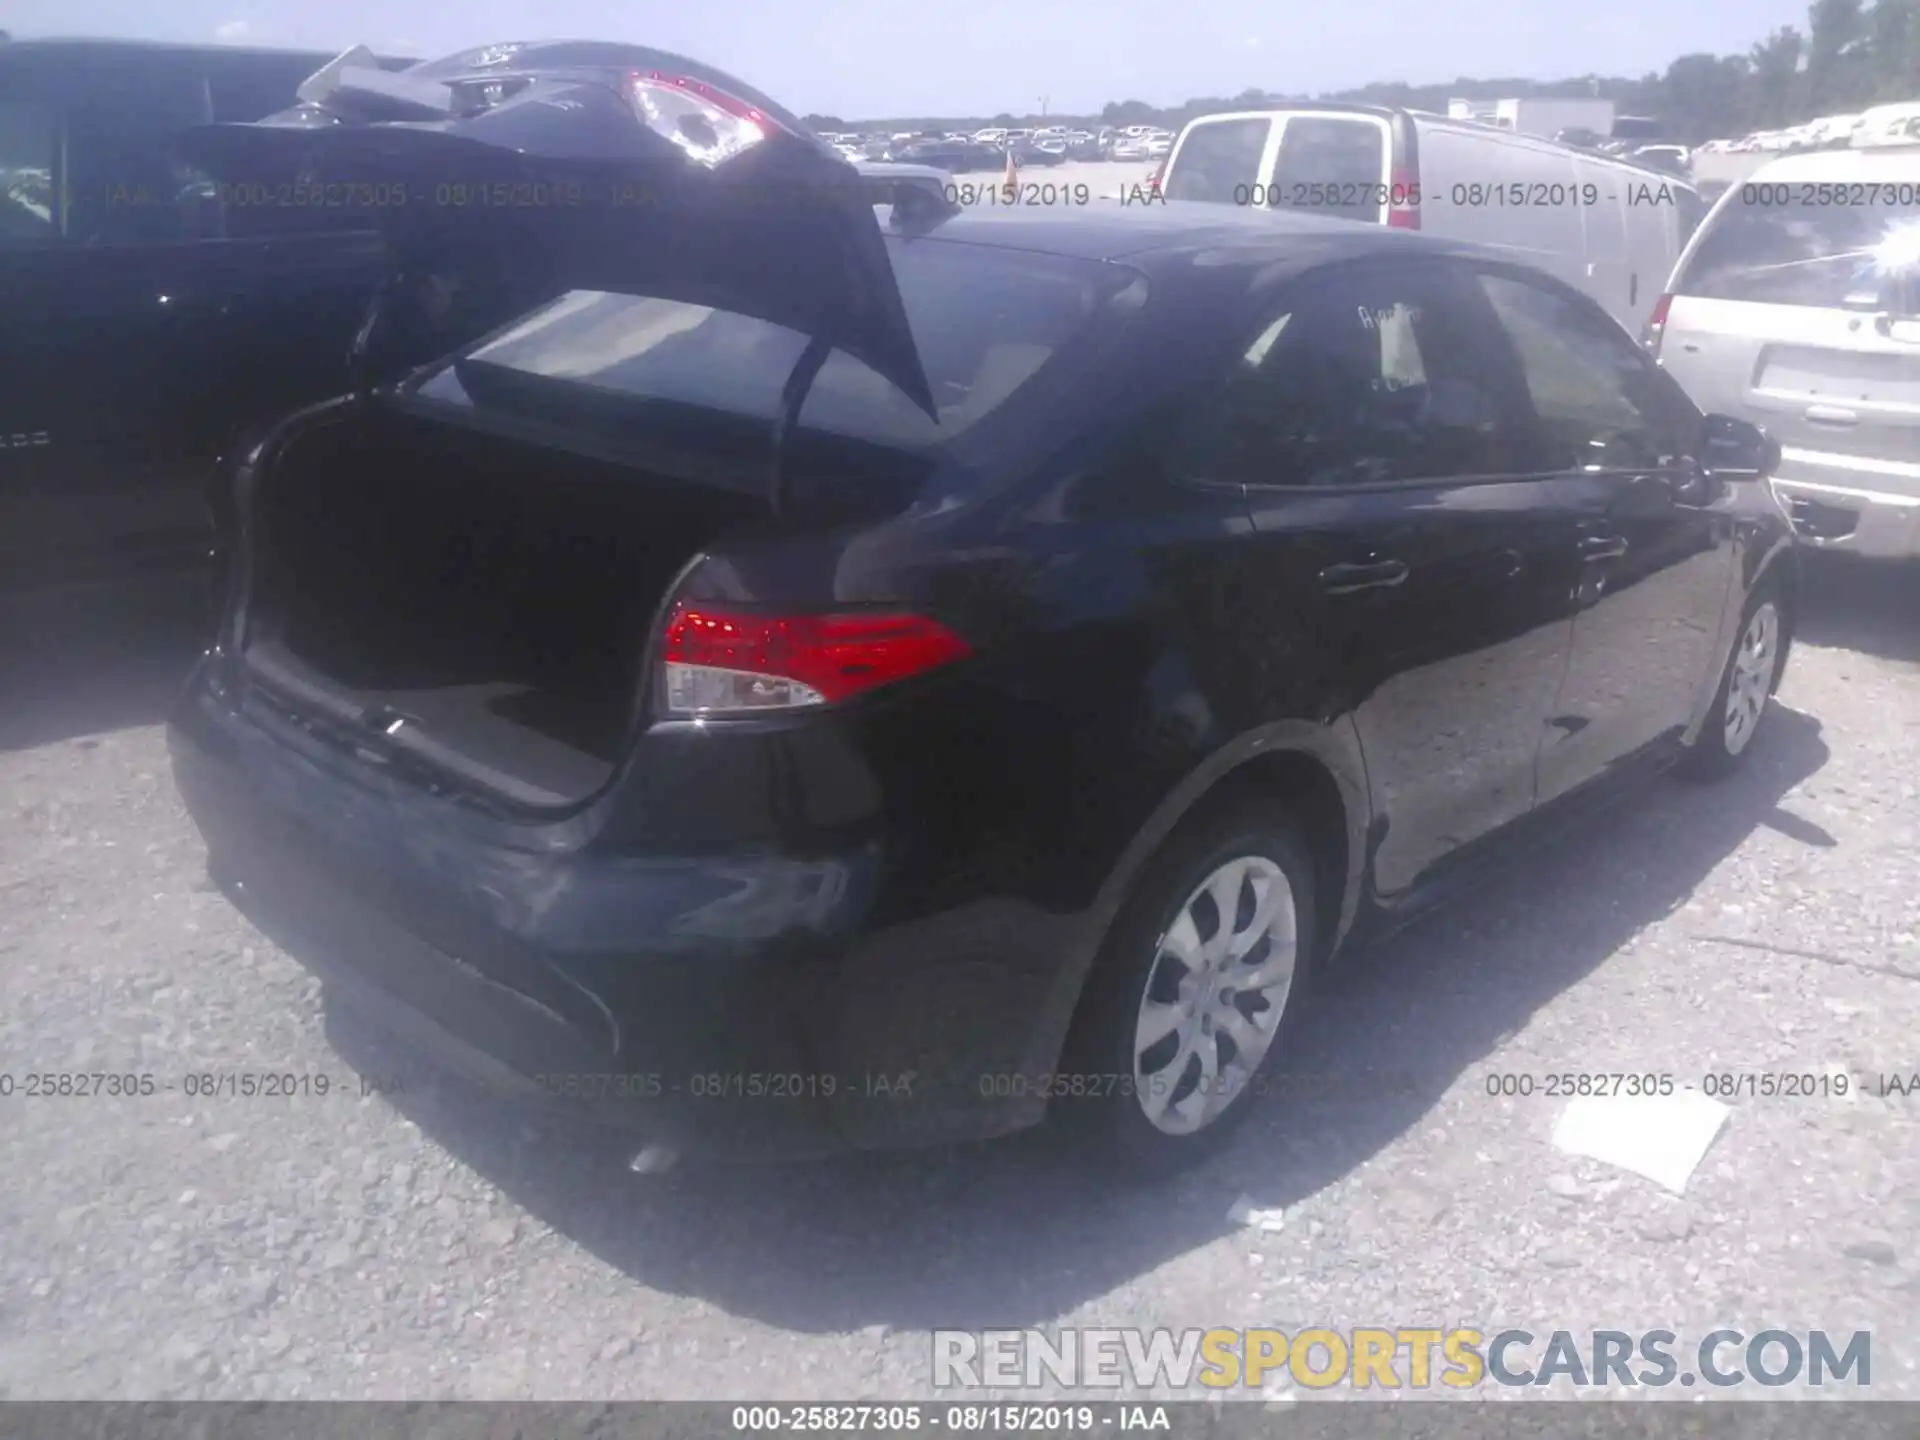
[[244, 406, 771, 806]]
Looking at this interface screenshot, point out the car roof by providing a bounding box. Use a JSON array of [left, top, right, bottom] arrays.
[[1750, 148, 1920, 180], [895, 200, 1474, 272]]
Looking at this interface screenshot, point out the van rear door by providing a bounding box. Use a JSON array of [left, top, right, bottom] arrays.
[[1161, 109, 1393, 222], [1262, 112, 1392, 223], [1159, 113, 1275, 205]]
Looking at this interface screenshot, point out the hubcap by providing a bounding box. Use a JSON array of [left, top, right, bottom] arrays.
[[1723, 601, 1779, 756], [1132, 855, 1298, 1136]]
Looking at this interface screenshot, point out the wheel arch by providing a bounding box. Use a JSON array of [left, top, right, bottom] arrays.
[[1019, 719, 1371, 1086], [1759, 541, 1800, 692]]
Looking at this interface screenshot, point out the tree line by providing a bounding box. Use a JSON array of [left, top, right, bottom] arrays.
[[807, 0, 1920, 144]]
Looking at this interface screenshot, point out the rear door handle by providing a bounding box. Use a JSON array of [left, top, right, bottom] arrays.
[[1578, 533, 1629, 561], [1318, 559, 1409, 595]]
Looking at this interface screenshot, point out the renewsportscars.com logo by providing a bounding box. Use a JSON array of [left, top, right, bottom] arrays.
[[932, 1327, 1873, 1391]]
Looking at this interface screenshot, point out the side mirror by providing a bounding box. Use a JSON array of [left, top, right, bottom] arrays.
[[1701, 413, 1780, 481]]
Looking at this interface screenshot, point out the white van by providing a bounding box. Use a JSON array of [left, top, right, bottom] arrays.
[[1158, 105, 1705, 336]]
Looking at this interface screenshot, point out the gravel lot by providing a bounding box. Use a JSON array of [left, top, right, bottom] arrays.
[[1, 555, 1917, 1403]]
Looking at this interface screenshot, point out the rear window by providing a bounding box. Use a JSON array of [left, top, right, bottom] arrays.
[[415, 239, 1137, 451], [1675, 185, 1920, 308], [1268, 117, 1387, 222], [1161, 118, 1270, 205]]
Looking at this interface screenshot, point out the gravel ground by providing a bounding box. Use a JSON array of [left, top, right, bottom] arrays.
[[1, 555, 1916, 1402]]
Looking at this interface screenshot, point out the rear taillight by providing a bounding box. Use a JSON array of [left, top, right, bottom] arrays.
[[1148, 164, 1163, 193], [660, 604, 972, 717], [1387, 164, 1420, 229], [1642, 292, 1674, 356], [626, 70, 777, 168]]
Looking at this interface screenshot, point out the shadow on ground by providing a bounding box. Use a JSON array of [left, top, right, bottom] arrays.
[[0, 577, 209, 752], [315, 697, 1830, 1335], [1792, 553, 1920, 666]]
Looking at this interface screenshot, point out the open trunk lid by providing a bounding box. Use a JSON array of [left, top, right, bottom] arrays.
[[175, 40, 934, 416]]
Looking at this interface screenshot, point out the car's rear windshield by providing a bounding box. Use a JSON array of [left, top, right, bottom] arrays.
[[1162, 117, 1270, 204], [414, 238, 1135, 452], [1674, 183, 1920, 307]]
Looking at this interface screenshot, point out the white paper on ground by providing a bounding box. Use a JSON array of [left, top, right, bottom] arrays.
[[1551, 1091, 1731, 1194], [1227, 1194, 1288, 1231]]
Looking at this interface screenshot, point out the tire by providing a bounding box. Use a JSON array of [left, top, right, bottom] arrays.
[[1678, 577, 1786, 781], [1058, 800, 1320, 1178]]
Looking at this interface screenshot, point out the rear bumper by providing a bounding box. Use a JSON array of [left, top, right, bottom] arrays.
[[1772, 457, 1920, 560], [168, 664, 1085, 1160]]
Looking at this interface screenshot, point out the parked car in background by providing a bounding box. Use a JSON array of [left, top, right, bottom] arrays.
[[850, 159, 964, 227], [1854, 102, 1920, 149], [1553, 126, 1609, 152], [1007, 137, 1066, 167], [1111, 134, 1153, 161], [1159, 103, 1702, 337], [889, 138, 1003, 172], [0, 37, 412, 600], [1629, 143, 1691, 176], [172, 40, 1795, 1177], [1648, 145, 1920, 560]]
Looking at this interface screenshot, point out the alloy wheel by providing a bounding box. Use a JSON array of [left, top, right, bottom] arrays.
[[1723, 600, 1780, 757]]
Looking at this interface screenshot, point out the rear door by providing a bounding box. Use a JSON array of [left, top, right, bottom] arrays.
[[1261, 112, 1392, 223], [0, 47, 382, 595], [1189, 258, 1581, 901], [1472, 265, 1735, 802], [0, 50, 231, 592], [1657, 175, 1920, 522]]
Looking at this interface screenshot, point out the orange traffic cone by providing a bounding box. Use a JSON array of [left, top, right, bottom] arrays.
[[1002, 146, 1018, 200]]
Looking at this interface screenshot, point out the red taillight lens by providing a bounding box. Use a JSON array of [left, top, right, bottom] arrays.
[[1386, 164, 1420, 229], [1642, 292, 1674, 356], [626, 70, 775, 168], [660, 604, 972, 717], [1148, 164, 1163, 193]]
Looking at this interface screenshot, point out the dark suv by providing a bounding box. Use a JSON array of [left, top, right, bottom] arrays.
[[168, 42, 1798, 1176], [0, 38, 408, 598]]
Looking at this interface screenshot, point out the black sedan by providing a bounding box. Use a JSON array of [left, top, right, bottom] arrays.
[[169, 41, 1798, 1176]]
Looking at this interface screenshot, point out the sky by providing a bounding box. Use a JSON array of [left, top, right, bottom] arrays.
[[9, 0, 1813, 120]]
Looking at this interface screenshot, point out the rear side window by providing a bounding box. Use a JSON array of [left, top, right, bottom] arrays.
[[418, 239, 1137, 451], [0, 100, 58, 244], [1268, 117, 1387, 222], [1477, 271, 1685, 472], [1169, 264, 1525, 487], [1674, 186, 1920, 308], [1161, 118, 1270, 205]]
